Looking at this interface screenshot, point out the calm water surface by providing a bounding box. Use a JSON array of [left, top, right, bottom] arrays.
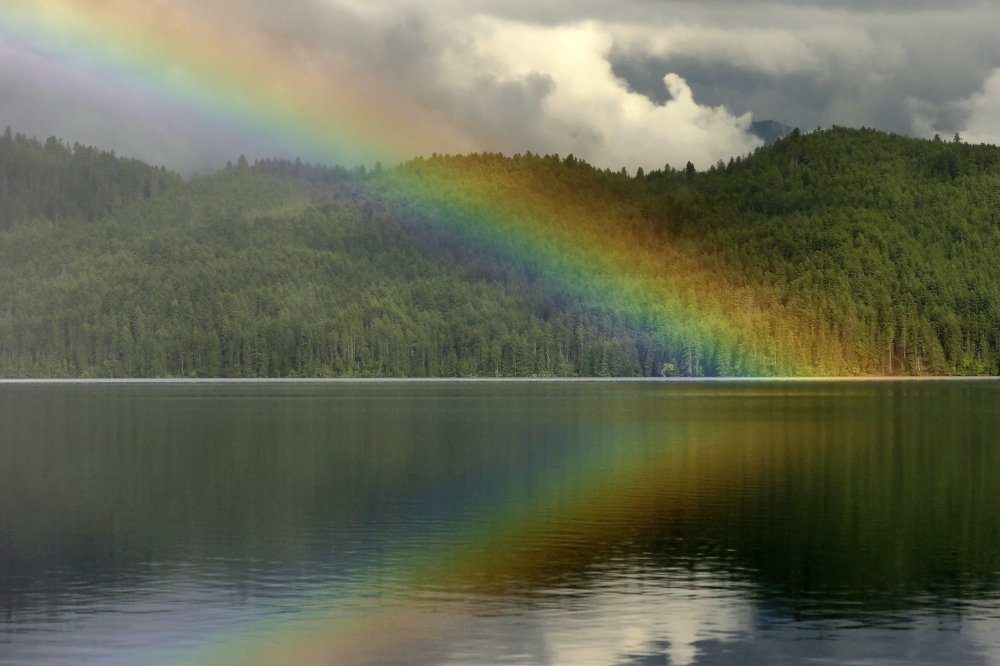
[[2, 380, 1000, 665]]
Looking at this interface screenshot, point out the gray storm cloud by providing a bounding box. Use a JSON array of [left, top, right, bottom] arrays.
[[2, 0, 1000, 175]]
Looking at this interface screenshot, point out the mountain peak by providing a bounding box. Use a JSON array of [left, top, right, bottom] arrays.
[[750, 120, 793, 146]]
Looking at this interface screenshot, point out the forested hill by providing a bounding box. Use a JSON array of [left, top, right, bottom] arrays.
[[0, 129, 181, 228], [692, 128, 1000, 375], [0, 127, 997, 377]]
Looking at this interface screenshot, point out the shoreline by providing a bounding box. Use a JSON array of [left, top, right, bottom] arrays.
[[0, 375, 996, 384]]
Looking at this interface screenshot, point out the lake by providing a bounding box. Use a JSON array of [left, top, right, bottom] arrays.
[[2, 379, 1000, 665]]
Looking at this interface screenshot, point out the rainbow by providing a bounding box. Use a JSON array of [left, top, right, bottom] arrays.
[[0, 0, 854, 379], [373, 156, 825, 376], [0, 3, 864, 662], [0, 0, 462, 167]]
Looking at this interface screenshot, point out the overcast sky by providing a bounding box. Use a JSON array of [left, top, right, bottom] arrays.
[[3, 0, 1000, 174]]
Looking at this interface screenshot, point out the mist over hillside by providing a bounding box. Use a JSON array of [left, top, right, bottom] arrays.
[[1, 126, 998, 377]]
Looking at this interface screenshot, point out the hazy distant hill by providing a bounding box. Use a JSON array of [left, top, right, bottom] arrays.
[[750, 120, 793, 146], [0, 126, 998, 377]]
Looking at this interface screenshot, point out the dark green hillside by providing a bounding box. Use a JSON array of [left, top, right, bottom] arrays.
[[686, 128, 1000, 374], [0, 127, 998, 377], [0, 137, 656, 377], [365, 128, 1000, 376]]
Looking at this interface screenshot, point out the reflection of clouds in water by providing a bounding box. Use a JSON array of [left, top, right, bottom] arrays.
[[683, 615, 990, 665], [956, 610, 1000, 666], [438, 575, 1000, 666], [628, 608, 1000, 665], [545, 586, 752, 666], [439, 569, 754, 666], [12, 577, 1000, 666]]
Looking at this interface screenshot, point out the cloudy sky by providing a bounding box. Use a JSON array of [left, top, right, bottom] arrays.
[[3, 0, 1000, 174]]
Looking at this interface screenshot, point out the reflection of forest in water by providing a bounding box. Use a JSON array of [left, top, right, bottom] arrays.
[[2, 380, 1000, 624]]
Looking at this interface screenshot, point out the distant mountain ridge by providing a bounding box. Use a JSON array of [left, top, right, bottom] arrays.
[[750, 120, 793, 146]]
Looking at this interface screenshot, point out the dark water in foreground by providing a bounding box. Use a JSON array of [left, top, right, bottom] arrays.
[[2, 380, 1000, 665]]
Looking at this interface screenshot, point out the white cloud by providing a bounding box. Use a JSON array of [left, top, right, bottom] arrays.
[[5, 0, 1000, 172], [436, 19, 761, 170], [907, 68, 1000, 145], [957, 68, 1000, 146], [905, 96, 939, 138]]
